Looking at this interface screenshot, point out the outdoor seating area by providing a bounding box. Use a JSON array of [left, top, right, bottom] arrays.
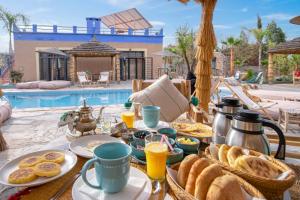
[[1, 0, 300, 200]]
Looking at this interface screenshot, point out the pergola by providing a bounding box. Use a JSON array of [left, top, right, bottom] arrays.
[[67, 40, 120, 82], [267, 37, 300, 83]]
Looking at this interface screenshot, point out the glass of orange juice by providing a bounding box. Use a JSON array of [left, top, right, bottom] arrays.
[[121, 111, 134, 128], [144, 134, 169, 181]]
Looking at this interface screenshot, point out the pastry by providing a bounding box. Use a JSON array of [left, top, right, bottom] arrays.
[[185, 158, 210, 195], [34, 162, 61, 177], [227, 146, 244, 167], [234, 155, 282, 179], [177, 154, 199, 188], [206, 175, 246, 200], [41, 152, 65, 164], [18, 156, 43, 168], [218, 144, 230, 165], [8, 168, 37, 184], [194, 164, 223, 200]]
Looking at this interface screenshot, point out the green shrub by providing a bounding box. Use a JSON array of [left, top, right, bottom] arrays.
[[10, 70, 23, 83], [246, 69, 255, 80]]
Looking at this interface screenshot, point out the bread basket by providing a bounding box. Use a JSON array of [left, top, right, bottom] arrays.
[[166, 163, 265, 200], [205, 146, 296, 200]]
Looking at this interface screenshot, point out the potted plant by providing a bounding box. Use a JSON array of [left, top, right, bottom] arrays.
[[10, 70, 23, 83]]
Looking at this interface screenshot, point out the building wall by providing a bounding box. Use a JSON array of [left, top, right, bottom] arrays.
[[14, 40, 162, 81]]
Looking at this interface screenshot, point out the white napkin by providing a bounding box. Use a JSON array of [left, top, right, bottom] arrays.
[[79, 176, 146, 200]]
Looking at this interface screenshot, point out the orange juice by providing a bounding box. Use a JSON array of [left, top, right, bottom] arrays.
[[144, 142, 168, 180], [121, 112, 134, 128]]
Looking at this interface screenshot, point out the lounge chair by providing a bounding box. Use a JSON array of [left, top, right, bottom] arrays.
[[77, 72, 92, 86], [222, 78, 277, 121], [244, 71, 264, 84], [97, 71, 110, 86]]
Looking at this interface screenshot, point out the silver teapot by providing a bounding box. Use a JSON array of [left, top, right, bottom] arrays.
[[226, 110, 286, 160], [212, 97, 242, 144]]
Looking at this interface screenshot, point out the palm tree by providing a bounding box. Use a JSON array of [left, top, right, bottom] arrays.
[[222, 36, 241, 76], [0, 6, 29, 54], [246, 15, 266, 71], [175, 24, 196, 73]]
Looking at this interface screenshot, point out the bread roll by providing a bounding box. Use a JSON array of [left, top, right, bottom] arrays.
[[194, 164, 223, 200], [218, 144, 230, 165], [227, 146, 244, 167], [177, 154, 199, 188], [235, 155, 282, 179], [206, 175, 246, 200], [185, 158, 210, 195]]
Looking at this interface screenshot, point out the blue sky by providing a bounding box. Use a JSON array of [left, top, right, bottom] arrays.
[[0, 0, 299, 52]]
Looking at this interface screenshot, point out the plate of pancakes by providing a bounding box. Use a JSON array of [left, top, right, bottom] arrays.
[[0, 149, 77, 187]]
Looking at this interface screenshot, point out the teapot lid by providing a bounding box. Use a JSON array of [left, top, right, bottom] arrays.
[[222, 97, 241, 107], [234, 110, 261, 123]]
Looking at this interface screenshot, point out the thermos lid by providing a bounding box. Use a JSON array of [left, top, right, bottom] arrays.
[[234, 110, 261, 123], [222, 97, 241, 107]]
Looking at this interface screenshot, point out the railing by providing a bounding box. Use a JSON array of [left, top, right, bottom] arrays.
[[15, 24, 163, 36]]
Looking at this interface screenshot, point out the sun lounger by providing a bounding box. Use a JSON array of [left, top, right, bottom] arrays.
[[77, 72, 92, 86], [97, 71, 110, 86], [223, 78, 277, 121], [38, 81, 71, 90]]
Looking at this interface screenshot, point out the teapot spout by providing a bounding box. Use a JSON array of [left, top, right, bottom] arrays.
[[96, 106, 106, 123]]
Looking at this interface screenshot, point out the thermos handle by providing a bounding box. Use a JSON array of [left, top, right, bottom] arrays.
[[262, 119, 286, 160], [82, 158, 102, 189]]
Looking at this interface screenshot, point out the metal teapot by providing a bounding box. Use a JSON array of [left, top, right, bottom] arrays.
[[212, 97, 242, 144], [226, 110, 286, 160], [58, 100, 103, 137]]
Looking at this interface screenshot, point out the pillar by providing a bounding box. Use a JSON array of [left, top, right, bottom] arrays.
[[68, 55, 77, 82], [267, 53, 274, 84], [53, 25, 57, 33], [115, 54, 120, 83]]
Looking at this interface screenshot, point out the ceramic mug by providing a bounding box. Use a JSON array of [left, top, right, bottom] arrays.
[[142, 106, 160, 128], [81, 142, 132, 193]]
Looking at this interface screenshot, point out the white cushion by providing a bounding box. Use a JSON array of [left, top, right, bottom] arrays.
[[130, 75, 189, 122], [38, 81, 71, 89]]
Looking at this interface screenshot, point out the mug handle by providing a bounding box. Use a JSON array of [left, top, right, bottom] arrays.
[[81, 158, 102, 189]]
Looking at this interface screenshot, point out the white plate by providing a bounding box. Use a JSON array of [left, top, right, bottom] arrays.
[[135, 120, 169, 131], [72, 167, 152, 200], [0, 149, 77, 187], [69, 135, 125, 159]]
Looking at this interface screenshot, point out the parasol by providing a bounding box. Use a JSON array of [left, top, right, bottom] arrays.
[[177, 0, 217, 112]]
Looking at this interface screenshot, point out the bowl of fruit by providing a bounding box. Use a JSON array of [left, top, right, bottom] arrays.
[[176, 137, 200, 154]]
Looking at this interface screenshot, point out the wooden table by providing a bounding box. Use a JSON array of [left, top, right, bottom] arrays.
[[21, 157, 173, 200]]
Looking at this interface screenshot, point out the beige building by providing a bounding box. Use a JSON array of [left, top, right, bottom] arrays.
[[13, 9, 163, 82]]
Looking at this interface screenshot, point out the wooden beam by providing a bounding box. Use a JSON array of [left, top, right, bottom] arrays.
[[267, 53, 274, 84]]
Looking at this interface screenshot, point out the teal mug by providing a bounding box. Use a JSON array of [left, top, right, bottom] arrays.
[[142, 106, 160, 128], [81, 142, 132, 193]]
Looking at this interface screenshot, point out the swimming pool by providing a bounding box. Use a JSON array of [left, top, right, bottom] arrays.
[[4, 89, 132, 109]]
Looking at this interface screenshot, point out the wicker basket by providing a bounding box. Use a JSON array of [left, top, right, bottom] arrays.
[[166, 163, 265, 200], [205, 147, 296, 200]]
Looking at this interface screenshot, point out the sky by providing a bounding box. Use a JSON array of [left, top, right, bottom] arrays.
[[0, 0, 299, 52]]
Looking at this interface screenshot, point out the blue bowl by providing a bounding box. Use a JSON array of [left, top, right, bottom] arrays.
[[133, 130, 151, 144], [157, 128, 177, 139], [176, 137, 200, 153], [167, 148, 184, 165], [167, 138, 176, 147], [130, 140, 145, 160]]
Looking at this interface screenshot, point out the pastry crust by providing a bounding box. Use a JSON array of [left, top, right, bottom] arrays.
[[227, 146, 244, 167], [34, 162, 61, 177], [177, 154, 199, 188], [8, 168, 37, 184], [234, 155, 282, 179], [194, 164, 223, 200], [206, 175, 246, 200], [18, 156, 43, 168], [41, 152, 65, 164], [218, 144, 230, 165], [185, 158, 210, 195]]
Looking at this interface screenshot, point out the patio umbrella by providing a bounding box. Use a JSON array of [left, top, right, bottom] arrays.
[[290, 16, 300, 25], [178, 0, 217, 112], [153, 50, 180, 73]]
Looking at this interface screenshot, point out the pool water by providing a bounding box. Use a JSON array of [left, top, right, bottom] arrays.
[[5, 89, 132, 109]]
